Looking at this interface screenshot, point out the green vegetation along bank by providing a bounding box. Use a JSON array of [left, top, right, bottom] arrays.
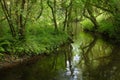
[[0, 0, 120, 68], [0, 26, 69, 68]]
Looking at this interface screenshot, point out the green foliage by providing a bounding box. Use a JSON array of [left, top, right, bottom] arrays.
[[0, 0, 69, 57], [0, 0, 120, 57], [81, 13, 116, 38], [98, 18, 115, 37], [0, 25, 68, 56], [0, 53, 4, 60], [81, 19, 94, 31], [0, 37, 13, 53], [25, 25, 68, 55]]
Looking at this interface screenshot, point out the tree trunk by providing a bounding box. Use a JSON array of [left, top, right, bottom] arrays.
[[83, 0, 99, 30], [0, 0, 16, 37], [19, 0, 25, 39], [66, 0, 73, 36], [87, 8, 99, 29], [47, 0, 58, 32], [63, 9, 68, 31]]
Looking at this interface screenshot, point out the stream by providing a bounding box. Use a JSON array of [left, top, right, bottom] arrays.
[[0, 32, 120, 80]]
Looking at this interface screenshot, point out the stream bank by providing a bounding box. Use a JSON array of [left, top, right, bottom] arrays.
[[0, 31, 70, 69], [0, 42, 69, 69], [0, 31, 120, 80]]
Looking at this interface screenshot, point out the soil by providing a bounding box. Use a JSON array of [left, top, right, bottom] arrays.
[[0, 54, 30, 69]]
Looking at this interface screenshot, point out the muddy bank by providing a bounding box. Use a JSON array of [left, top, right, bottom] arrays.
[[0, 53, 49, 70], [0, 42, 71, 70]]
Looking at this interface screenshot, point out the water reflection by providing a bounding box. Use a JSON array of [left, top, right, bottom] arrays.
[[63, 42, 82, 80], [74, 32, 120, 80], [87, 46, 120, 80], [0, 32, 120, 80]]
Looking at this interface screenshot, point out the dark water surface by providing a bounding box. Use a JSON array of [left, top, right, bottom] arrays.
[[0, 32, 120, 80]]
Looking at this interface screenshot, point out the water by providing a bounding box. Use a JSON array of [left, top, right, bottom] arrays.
[[0, 32, 120, 80]]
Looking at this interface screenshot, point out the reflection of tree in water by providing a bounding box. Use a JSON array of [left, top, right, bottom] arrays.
[[49, 36, 74, 76], [51, 49, 58, 70], [63, 39, 83, 80], [90, 46, 120, 80], [50, 36, 74, 71], [64, 42, 73, 75], [79, 34, 120, 80], [79, 35, 97, 68]]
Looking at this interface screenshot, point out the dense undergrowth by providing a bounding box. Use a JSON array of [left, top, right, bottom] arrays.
[[81, 14, 119, 42], [0, 23, 68, 58]]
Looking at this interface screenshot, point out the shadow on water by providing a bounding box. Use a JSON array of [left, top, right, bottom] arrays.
[[0, 32, 120, 80]]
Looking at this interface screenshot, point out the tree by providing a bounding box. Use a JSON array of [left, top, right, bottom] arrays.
[[0, 0, 43, 39], [47, 0, 58, 32], [0, 0, 16, 37], [82, 0, 99, 30]]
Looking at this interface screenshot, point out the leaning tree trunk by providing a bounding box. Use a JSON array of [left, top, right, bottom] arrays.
[[0, 0, 16, 37], [87, 8, 99, 30], [83, 0, 99, 30]]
